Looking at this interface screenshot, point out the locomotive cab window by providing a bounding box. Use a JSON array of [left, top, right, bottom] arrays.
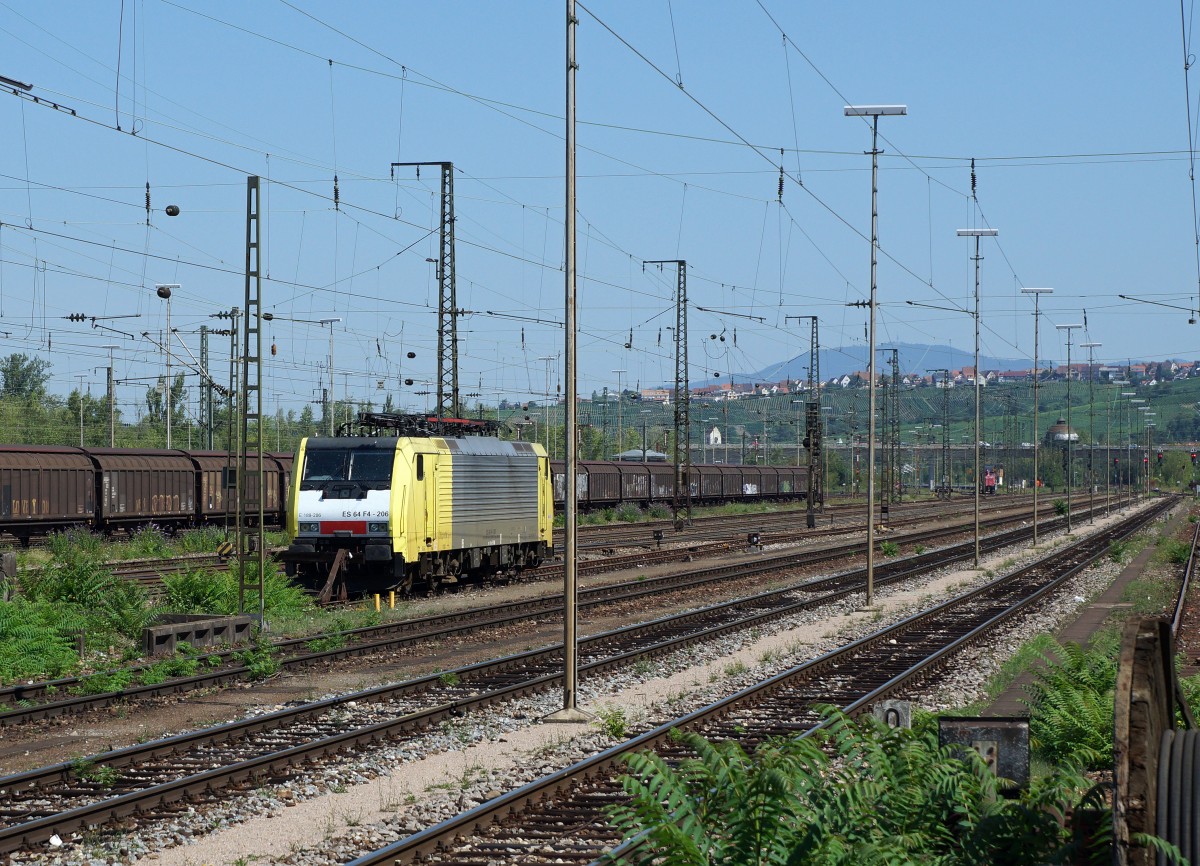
[[416, 454, 424, 480], [301, 447, 394, 490]]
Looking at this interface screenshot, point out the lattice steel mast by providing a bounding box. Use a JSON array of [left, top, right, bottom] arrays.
[[392, 161, 458, 425], [645, 259, 689, 526], [237, 176, 266, 621]]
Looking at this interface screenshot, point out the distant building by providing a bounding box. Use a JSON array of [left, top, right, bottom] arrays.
[[1044, 417, 1079, 444]]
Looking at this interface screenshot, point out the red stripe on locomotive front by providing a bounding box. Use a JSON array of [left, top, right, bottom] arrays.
[[320, 520, 367, 534]]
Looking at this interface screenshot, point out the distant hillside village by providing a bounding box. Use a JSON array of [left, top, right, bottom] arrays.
[[619, 359, 1193, 405]]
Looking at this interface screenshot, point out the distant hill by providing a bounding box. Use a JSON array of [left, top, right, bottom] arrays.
[[747, 342, 1041, 384]]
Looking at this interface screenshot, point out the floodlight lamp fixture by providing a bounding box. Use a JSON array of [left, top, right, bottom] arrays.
[[844, 104, 907, 116], [1056, 323, 1083, 330], [1021, 287, 1054, 294], [1081, 342, 1102, 348], [956, 228, 998, 237], [319, 318, 341, 326]]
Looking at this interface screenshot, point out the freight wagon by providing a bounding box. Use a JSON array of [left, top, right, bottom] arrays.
[[548, 460, 810, 509], [0, 446, 293, 544]]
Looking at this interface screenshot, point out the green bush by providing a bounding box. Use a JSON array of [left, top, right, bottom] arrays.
[[176, 525, 229, 554], [138, 646, 202, 685], [14, 531, 152, 652], [305, 633, 347, 653], [46, 527, 104, 562], [125, 525, 172, 559], [1053, 498, 1069, 516], [161, 561, 311, 617], [235, 637, 281, 680], [608, 707, 1110, 866], [614, 502, 643, 523], [1159, 539, 1191, 565], [0, 596, 85, 681], [73, 668, 136, 695], [879, 540, 899, 557]]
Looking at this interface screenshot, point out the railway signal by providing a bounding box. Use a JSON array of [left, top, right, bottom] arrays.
[[1192, 451, 1198, 465]]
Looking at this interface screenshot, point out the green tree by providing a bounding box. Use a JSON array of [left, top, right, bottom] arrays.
[[0, 353, 51, 402]]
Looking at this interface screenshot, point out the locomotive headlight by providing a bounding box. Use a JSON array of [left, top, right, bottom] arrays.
[[368, 522, 388, 533], [299, 522, 319, 533]]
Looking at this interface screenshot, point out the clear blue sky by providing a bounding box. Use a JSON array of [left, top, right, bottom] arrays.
[[0, 1, 1196, 419]]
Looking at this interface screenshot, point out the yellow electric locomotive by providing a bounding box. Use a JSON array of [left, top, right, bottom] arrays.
[[284, 414, 552, 599]]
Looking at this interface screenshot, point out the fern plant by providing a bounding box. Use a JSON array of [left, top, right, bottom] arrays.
[[606, 707, 1113, 866], [1021, 641, 1115, 769]]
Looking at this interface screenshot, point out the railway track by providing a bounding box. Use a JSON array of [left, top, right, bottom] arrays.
[[0, 491, 1089, 719], [562, 494, 1023, 551], [0, 497, 1170, 856], [537, 496, 1078, 579], [0, 497, 1095, 724], [341, 496, 1176, 866]]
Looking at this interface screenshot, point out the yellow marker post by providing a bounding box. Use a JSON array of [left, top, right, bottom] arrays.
[[374, 594, 380, 612], [389, 591, 395, 609]]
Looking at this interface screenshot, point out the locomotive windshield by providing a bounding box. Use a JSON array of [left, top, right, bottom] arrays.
[[300, 445, 394, 489]]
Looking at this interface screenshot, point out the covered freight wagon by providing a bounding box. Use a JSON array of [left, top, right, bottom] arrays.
[[0, 445, 95, 541], [89, 449, 196, 531]]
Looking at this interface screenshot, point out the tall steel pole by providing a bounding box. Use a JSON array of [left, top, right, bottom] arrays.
[[612, 369, 626, 454], [101, 344, 118, 447], [845, 104, 906, 608], [1123, 393, 1139, 507], [546, 0, 588, 724], [1057, 323, 1082, 531], [957, 228, 997, 567], [1021, 288, 1053, 544], [1081, 342, 1101, 522], [323, 319, 340, 436], [155, 284, 178, 448]]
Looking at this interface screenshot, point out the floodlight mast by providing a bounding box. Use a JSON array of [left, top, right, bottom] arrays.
[[1020, 288, 1053, 545], [1080, 341, 1102, 522], [1056, 323, 1084, 531], [955, 229, 998, 569], [843, 102, 907, 609]]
